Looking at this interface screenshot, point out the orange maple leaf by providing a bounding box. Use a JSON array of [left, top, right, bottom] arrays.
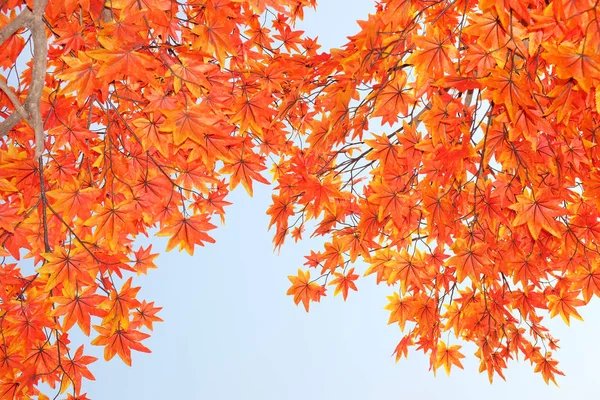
[[509, 188, 567, 240], [52, 284, 106, 336], [38, 247, 96, 290], [91, 325, 151, 366], [220, 149, 270, 196], [86, 37, 158, 83], [156, 214, 217, 255], [572, 262, 600, 303], [131, 301, 163, 331], [55, 52, 101, 106], [287, 269, 326, 311], [84, 199, 141, 251], [532, 351, 565, 386], [392, 333, 414, 362], [99, 277, 142, 331], [543, 41, 600, 91], [46, 180, 99, 223], [384, 292, 413, 331], [59, 345, 97, 395], [407, 26, 458, 81], [131, 245, 159, 276], [328, 268, 359, 300], [160, 105, 222, 146], [447, 239, 490, 284], [547, 288, 585, 326], [435, 341, 465, 376]]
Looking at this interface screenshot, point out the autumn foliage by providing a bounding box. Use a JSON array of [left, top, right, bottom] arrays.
[[0, 0, 599, 396]]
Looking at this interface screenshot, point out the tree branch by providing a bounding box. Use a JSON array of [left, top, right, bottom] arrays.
[[0, 79, 30, 121], [0, 7, 32, 47], [0, 0, 48, 157], [0, 8, 33, 139], [27, 0, 49, 158], [0, 112, 22, 139]]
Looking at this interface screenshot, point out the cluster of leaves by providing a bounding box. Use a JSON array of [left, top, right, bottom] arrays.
[[279, 0, 600, 386], [0, 0, 321, 398], [0, 0, 599, 397]]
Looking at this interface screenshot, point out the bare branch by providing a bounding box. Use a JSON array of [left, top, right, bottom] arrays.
[[26, 0, 49, 159], [0, 7, 34, 139], [0, 7, 32, 47], [0, 1, 48, 155], [0, 79, 30, 121], [101, 1, 114, 23], [0, 112, 22, 139]]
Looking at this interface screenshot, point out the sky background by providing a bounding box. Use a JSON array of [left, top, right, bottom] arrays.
[[82, 1, 600, 398]]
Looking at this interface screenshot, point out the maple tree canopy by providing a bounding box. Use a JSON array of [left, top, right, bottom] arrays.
[[0, 0, 599, 397]]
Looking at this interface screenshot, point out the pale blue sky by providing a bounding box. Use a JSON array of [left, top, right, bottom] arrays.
[[82, 2, 600, 399]]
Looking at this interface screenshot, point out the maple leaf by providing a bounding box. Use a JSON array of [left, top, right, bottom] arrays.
[[509, 287, 547, 319], [38, 247, 96, 290], [220, 149, 270, 196], [66, 394, 92, 400], [228, 91, 275, 135], [365, 133, 401, 167], [407, 26, 458, 82], [286, 269, 326, 311], [321, 238, 346, 274], [447, 239, 490, 284], [384, 292, 413, 331], [509, 188, 567, 240], [435, 341, 465, 376], [392, 334, 414, 362], [0, 178, 18, 196], [0, 16, 25, 69], [91, 325, 151, 366], [387, 248, 428, 293], [59, 345, 97, 395], [0, 202, 21, 233], [328, 268, 359, 300], [192, 187, 232, 222], [132, 112, 170, 157], [52, 284, 106, 336], [364, 248, 396, 284], [46, 180, 99, 223], [297, 174, 341, 216], [99, 277, 142, 331], [160, 105, 223, 147], [191, 11, 238, 65], [266, 193, 295, 230], [273, 27, 304, 53], [167, 56, 217, 98], [131, 301, 163, 331], [84, 199, 141, 251], [303, 250, 323, 269], [86, 36, 158, 83], [371, 71, 414, 126], [55, 52, 101, 106], [543, 42, 600, 92], [532, 351, 565, 386], [156, 214, 217, 255], [547, 288, 585, 326], [572, 263, 600, 303], [131, 245, 159, 275]]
